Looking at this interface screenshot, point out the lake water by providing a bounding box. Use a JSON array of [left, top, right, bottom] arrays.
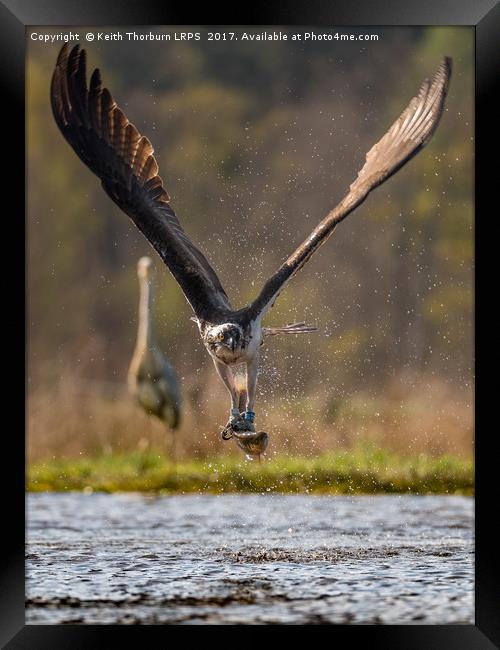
[[26, 493, 474, 625]]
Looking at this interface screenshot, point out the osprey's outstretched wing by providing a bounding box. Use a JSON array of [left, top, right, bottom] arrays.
[[51, 44, 231, 322], [245, 58, 452, 321]]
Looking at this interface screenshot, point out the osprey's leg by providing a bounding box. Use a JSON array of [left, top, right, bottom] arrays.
[[244, 354, 259, 424], [238, 388, 248, 414], [213, 359, 242, 439]]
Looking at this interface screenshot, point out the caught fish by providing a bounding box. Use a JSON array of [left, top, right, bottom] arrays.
[[233, 430, 269, 462]]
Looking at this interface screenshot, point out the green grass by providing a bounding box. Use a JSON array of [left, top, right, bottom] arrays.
[[27, 446, 474, 495]]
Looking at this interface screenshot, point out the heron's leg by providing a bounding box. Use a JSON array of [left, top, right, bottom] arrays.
[[143, 414, 153, 449], [213, 360, 241, 438], [168, 426, 177, 476]]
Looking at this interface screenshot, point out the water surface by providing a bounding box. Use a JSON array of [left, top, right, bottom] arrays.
[[26, 493, 473, 624]]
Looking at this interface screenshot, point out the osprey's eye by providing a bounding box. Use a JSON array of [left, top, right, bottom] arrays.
[[217, 333, 225, 342]]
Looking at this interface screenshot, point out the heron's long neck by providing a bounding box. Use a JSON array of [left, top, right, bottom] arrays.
[[137, 275, 154, 350]]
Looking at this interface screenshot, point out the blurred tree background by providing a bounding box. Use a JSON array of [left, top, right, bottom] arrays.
[[27, 27, 473, 461]]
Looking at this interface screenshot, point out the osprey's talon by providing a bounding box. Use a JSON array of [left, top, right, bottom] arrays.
[[221, 409, 244, 440], [230, 408, 242, 422], [243, 410, 255, 423], [229, 410, 244, 426], [232, 418, 256, 433]]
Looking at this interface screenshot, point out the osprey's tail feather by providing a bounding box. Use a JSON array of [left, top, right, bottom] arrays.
[[262, 322, 319, 337]]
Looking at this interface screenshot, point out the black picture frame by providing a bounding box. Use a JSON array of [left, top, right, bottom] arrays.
[[3, 0, 498, 645]]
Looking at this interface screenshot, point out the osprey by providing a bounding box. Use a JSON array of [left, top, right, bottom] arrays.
[[51, 44, 451, 457]]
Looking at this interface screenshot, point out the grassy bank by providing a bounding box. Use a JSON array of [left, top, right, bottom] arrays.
[[27, 447, 474, 495]]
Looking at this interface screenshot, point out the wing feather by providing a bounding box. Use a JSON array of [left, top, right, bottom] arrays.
[[51, 44, 232, 322], [245, 58, 452, 321]]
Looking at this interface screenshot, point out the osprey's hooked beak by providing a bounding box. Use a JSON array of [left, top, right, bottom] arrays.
[[227, 336, 236, 352]]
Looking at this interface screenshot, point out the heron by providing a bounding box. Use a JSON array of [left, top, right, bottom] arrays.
[[128, 256, 182, 463]]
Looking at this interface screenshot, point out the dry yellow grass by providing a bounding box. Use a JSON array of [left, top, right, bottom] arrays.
[[27, 367, 473, 463]]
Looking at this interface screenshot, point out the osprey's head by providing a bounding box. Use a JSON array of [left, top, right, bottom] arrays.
[[204, 323, 244, 359]]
